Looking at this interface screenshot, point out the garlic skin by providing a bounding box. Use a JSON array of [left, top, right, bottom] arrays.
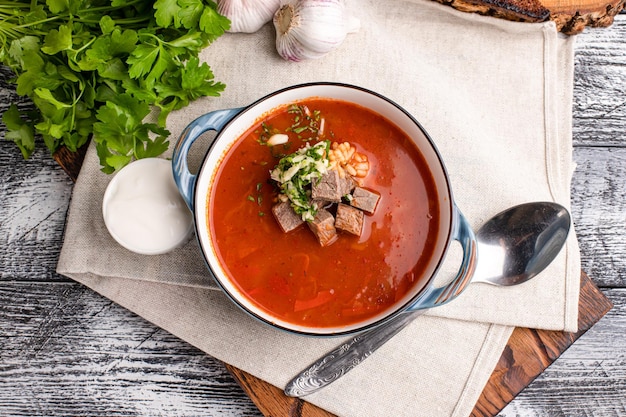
[[273, 0, 360, 62], [218, 0, 282, 33]]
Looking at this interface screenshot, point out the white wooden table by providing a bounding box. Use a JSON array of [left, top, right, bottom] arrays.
[[1, 15, 625, 416]]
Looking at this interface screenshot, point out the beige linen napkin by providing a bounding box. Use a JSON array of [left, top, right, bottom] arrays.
[[57, 0, 580, 416]]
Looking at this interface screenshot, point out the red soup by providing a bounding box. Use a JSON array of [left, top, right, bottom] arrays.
[[209, 99, 439, 329]]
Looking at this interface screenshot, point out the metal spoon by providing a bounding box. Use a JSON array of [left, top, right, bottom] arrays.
[[284, 201, 571, 397]]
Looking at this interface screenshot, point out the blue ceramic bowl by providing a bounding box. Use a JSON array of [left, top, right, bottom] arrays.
[[172, 82, 476, 336]]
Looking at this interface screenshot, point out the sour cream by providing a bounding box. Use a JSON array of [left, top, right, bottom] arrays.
[[102, 158, 193, 255]]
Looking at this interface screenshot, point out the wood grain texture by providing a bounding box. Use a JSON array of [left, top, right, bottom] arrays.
[[0, 11, 625, 417], [500, 288, 626, 416], [430, 0, 625, 34], [472, 272, 613, 417], [570, 14, 626, 287], [546, 0, 625, 34], [0, 282, 263, 416], [501, 16, 626, 416], [0, 145, 73, 283], [572, 147, 626, 287], [0, 279, 618, 416], [226, 366, 333, 417], [8, 134, 614, 417], [572, 16, 626, 147], [52, 143, 89, 183]]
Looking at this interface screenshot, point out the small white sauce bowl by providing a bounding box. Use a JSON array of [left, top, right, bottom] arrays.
[[102, 158, 193, 255]]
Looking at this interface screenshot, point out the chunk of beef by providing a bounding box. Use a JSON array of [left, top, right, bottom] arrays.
[[272, 201, 304, 233], [339, 174, 357, 196], [310, 198, 332, 212], [335, 203, 364, 236], [312, 170, 355, 203], [350, 187, 380, 214], [308, 208, 338, 246]]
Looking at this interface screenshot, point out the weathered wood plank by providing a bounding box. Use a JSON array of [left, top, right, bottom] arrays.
[[572, 15, 626, 147], [1, 281, 624, 416], [0, 281, 262, 417], [571, 147, 626, 288], [0, 143, 73, 282], [499, 288, 626, 416], [473, 272, 612, 417], [430, 0, 624, 35]]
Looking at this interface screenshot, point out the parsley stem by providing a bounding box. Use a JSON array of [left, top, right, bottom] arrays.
[[8, 15, 150, 32], [72, 35, 97, 55], [139, 32, 168, 45], [74, 17, 151, 25], [9, 15, 64, 31], [0, 1, 151, 40], [79, 0, 146, 13]]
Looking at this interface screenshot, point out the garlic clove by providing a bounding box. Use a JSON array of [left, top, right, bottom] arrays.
[[346, 13, 360, 34], [273, 0, 360, 62], [218, 0, 282, 33]]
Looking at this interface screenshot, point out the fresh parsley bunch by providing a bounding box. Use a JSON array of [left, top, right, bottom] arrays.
[[0, 0, 229, 173]]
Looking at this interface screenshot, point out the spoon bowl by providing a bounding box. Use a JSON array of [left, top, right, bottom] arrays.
[[284, 201, 571, 397], [473, 201, 571, 285]]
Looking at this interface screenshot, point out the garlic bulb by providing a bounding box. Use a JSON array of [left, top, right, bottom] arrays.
[[273, 0, 360, 62], [218, 0, 282, 33]]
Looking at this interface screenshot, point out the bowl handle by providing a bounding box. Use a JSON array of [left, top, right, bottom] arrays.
[[172, 108, 244, 211], [407, 205, 477, 311]]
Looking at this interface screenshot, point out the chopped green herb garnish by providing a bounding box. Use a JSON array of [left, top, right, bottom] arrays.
[[270, 140, 330, 221], [281, 104, 324, 141], [257, 122, 276, 145], [247, 183, 264, 208]]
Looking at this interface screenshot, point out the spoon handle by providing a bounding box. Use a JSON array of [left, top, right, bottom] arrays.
[[284, 311, 423, 397]]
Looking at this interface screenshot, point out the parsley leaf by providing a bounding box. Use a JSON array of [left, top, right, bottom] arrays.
[[178, 0, 206, 29], [2, 105, 36, 158], [41, 25, 73, 55], [199, 5, 230, 40], [154, 0, 183, 28], [154, 56, 225, 124], [0, 0, 230, 173], [93, 94, 170, 174]]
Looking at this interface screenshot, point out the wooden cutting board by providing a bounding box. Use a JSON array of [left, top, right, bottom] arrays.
[[434, 0, 624, 34], [53, 144, 613, 417]]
